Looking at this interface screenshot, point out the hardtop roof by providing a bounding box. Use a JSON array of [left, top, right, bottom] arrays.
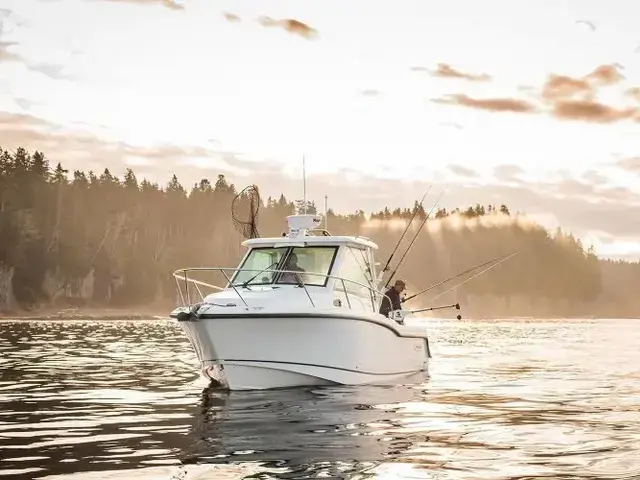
[[241, 235, 378, 250]]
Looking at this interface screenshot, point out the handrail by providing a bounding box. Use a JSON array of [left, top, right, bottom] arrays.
[[340, 278, 352, 309], [172, 267, 392, 313], [220, 269, 249, 308], [174, 266, 388, 297]]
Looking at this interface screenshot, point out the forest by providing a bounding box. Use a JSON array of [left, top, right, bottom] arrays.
[[1, 146, 639, 318]]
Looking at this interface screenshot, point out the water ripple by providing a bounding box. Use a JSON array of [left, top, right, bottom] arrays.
[[0, 318, 639, 479]]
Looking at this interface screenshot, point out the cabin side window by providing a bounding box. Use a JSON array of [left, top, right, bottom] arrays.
[[335, 246, 373, 295], [232, 247, 288, 286], [277, 246, 338, 286]]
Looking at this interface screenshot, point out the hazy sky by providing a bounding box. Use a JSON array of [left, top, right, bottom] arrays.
[[1, 0, 640, 259]]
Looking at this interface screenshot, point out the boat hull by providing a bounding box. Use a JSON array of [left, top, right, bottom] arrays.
[[175, 311, 430, 390]]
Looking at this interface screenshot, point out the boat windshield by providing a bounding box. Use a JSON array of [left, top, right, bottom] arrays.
[[276, 246, 338, 287], [336, 246, 374, 295], [232, 247, 288, 286], [231, 245, 339, 287]]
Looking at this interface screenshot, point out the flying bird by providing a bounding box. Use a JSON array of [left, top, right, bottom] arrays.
[[440, 122, 464, 130], [223, 12, 241, 22], [575, 20, 596, 31], [257, 16, 319, 40]]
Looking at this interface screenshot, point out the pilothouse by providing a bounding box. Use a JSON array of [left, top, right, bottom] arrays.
[[230, 214, 381, 309]]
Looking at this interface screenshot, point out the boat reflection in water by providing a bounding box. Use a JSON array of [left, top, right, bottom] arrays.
[[180, 380, 430, 476]]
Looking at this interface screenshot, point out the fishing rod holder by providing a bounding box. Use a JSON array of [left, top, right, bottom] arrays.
[[388, 301, 463, 323]]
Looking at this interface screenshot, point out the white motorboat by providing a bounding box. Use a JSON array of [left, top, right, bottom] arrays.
[[170, 211, 435, 391]]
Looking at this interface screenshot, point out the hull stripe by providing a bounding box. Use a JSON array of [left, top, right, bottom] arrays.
[[204, 358, 425, 376], [174, 312, 429, 338]]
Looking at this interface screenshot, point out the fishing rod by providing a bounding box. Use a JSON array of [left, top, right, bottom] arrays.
[[384, 189, 447, 289], [410, 302, 460, 314], [402, 250, 520, 303], [426, 251, 520, 304], [379, 185, 432, 275]]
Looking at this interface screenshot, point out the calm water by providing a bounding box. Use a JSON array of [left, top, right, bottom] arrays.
[[0, 318, 639, 480]]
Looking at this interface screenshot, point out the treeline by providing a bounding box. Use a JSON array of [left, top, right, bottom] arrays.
[[1, 146, 639, 317]]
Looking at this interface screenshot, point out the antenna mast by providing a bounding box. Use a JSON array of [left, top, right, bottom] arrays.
[[302, 154, 307, 214], [324, 194, 328, 229]]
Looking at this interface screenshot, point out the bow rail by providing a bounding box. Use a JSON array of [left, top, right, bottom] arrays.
[[172, 267, 392, 313]]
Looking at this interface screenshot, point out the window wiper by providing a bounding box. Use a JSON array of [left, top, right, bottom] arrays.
[[241, 261, 280, 288]]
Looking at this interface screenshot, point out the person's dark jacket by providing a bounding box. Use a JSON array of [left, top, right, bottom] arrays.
[[379, 287, 402, 317]]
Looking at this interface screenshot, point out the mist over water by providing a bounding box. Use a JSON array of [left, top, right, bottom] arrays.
[[0, 318, 639, 479]]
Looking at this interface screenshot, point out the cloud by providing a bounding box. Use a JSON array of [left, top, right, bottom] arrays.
[[616, 156, 640, 173], [414, 63, 491, 82], [551, 100, 637, 123], [537, 64, 638, 123], [25, 62, 72, 80], [224, 12, 319, 41], [256, 16, 319, 40], [0, 40, 19, 62], [0, 111, 243, 177], [626, 87, 640, 102], [581, 169, 609, 185], [432, 94, 537, 113], [584, 64, 625, 86], [0, 111, 49, 128], [0, 11, 21, 63], [14, 98, 35, 110], [493, 165, 524, 183], [447, 165, 478, 178], [0, 12, 74, 79], [540, 64, 624, 103], [434, 63, 640, 124], [548, 178, 603, 197], [96, 0, 184, 10], [223, 12, 241, 22], [541, 75, 592, 101]]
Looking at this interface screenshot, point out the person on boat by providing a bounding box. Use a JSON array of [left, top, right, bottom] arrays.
[[379, 279, 406, 320], [280, 253, 306, 284]]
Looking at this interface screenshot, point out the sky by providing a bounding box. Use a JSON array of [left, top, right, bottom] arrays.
[[1, 0, 640, 259]]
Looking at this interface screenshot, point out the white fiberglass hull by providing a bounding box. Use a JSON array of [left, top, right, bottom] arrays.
[[174, 310, 431, 390]]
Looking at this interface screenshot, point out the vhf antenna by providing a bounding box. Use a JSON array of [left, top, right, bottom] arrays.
[[302, 154, 307, 214]]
